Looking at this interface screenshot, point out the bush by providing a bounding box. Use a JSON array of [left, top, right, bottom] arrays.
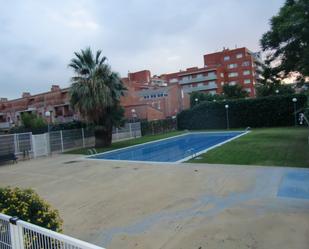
[[0, 187, 63, 232], [177, 94, 307, 129], [190, 92, 224, 107], [141, 118, 177, 135], [10, 120, 89, 134], [21, 113, 46, 130]]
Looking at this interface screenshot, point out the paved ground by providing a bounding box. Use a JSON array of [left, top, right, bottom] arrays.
[[0, 155, 309, 249]]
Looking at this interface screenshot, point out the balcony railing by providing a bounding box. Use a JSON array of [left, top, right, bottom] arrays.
[[54, 116, 75, 123], [179, 74, 217, 85], [183, 82, 218, 93], [0, 122, 11, 129]]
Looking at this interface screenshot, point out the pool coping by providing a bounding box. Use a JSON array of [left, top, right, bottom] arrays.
[[83, 130, 250, 164]]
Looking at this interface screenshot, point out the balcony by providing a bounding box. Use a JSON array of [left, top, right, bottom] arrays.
[[54, 116, 75, 123], [183, 82, 218, 93], [179, 74, 217, 85], [0, 122, 11, 129]]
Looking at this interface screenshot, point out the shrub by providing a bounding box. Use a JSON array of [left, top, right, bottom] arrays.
[[21, 113, 46, 130], [141, 118, 177, 135], [0, 187, 63, 232], [190, 92, 224, 107], [177, 94, 307, 129]]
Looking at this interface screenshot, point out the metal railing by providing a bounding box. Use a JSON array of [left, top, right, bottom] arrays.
[[182, 82, 218, 93], [179, 74, 217, 84], [0, 213, 104, 249], [0, 133, 32, 157], [0, 122, 11, 129], [0, 123, 141, 158]]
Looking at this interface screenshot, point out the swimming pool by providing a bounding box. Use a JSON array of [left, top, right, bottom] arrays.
[[88, 131, 247, 163]]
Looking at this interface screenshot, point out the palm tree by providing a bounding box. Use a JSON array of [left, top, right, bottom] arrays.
[[68, 47, 126, 147]]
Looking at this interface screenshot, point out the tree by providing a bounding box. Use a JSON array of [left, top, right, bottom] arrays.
[[69, 48, 126, 147], [222, 84, 248, 99], [255, 61, 295, 97], [21, 112, 46, 129], [0, 187, 62, 232], [256, 82, 294, 97], [190, 92, 224, 107], [260, 0, 309, 80]]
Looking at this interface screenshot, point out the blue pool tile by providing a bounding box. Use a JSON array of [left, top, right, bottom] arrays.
[[277, 171, 309, 200], [89, 132, 244, 163]]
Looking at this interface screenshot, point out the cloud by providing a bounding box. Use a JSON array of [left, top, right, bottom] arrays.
[[0, 0, 285, 99]]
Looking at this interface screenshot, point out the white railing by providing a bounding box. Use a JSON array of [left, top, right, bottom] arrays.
[[0, 122, 11, 129], [0, 123, 142, 159], [0, 133, 33, 158], [0, 213, 105, 249]]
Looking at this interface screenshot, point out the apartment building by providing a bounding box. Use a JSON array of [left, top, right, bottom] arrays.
[[161, 47, 259, 97], [0, 71, 184, 129], [121, 70, 185, 121], [0, 47, 260, 129], [203, 47, 259, 96], [0, 85, 76, 129]]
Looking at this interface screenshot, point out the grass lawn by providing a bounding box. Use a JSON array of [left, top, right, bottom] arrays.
[[66, 130, 185, 155], [189, 127, 309, 167]]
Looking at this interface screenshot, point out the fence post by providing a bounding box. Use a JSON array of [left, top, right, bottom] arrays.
[[46, 132, 51, 156], [32, 134, 36, 159], [129, 123, 133, 138], [14, 134, 18, 155], [60, 130, 64, 152], [9, 217, 24, 249], [115, 128, 119, 141], [81, 128, 85, 148]]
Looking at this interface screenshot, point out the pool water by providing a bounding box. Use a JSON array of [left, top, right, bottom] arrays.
[[89, 132, 245, 163]]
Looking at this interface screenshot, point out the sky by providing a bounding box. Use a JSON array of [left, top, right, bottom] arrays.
[[0, 0, 285, 99]]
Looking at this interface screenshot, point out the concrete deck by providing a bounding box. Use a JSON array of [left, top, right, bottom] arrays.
[[0, 155, 308, 249]]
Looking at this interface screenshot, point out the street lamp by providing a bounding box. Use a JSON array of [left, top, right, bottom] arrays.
[[131, 109, 137, 138], [195, 98, 199, 106], [292, 98, 297, 127], [225, 104, 229, 130], [275, 89, 279, 94], [45, 111, 51, 133]]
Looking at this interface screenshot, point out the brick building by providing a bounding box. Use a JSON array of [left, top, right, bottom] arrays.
[[121, 70, 185, 121], [161, 47, 260, 97], [0, 85, 76, 129], [0, 47, 260, 129], [0, 71, 184, 129]]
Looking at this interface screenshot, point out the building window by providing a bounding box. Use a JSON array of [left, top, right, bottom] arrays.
[[164, 93, 168, 96], [245, 88, 252, 93], [243, 70, 251, 76], [236, 53, 243, 59], [228, 72, 238, 78], [220, 73, 224, 77], [244, 79, 251, 84], [228, 63, 238, 69], [224, 56, 230, 61], [197, 83, 204, 87], [242, 61, 250, 67], [208, 72, 216, 77], [221, 82, 224, 86], [229, 81, 237, 86]]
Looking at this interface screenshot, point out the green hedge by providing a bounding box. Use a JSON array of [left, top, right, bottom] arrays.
[[177, 94, 308, 129], [141, 118, 177, 135]]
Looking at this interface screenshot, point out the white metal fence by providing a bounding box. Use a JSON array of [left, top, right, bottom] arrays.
[[0, 213, 104, 249], [0, 133, 32, 157], [0, 123, 141, 159]]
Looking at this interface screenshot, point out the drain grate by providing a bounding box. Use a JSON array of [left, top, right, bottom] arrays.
[[63, 160, 81, 164]]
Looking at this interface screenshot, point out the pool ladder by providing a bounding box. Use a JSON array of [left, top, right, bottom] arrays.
[[187, 148, 197, 159]]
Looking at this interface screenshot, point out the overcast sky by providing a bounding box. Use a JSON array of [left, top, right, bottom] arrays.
[[0, 0, 285, 99]]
